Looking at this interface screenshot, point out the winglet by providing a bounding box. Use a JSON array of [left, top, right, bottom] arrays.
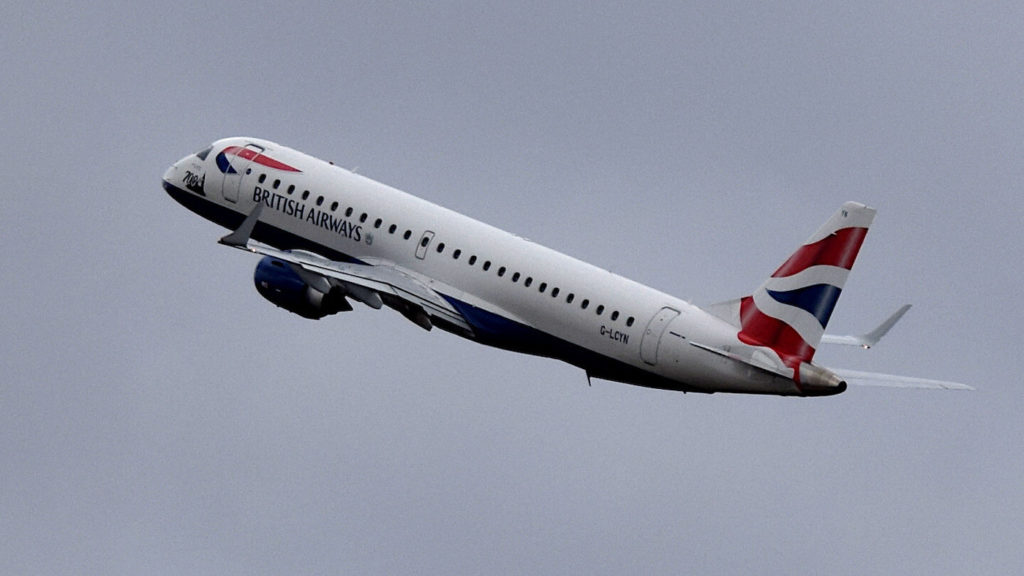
[[219, 203, 264, 247], [821, 304, 912, 348]]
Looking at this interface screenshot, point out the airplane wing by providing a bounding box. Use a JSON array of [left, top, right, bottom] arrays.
[[830, 368, 974, 390], [219, 203, 473, 334], [820, 304, 912, 348]]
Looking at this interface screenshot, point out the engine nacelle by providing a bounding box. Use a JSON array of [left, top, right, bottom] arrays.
[[253, 256, 351, 319]]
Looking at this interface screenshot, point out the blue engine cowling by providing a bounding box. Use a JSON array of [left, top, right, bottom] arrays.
[[253, 256, 351, 319]]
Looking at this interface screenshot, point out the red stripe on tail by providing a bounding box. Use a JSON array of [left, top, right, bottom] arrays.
[[737, 296, 815, 370], [772, 227, 868, 278]]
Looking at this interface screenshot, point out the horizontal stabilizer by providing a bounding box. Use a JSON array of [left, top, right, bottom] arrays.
[[821, 304, 911, 348], [832, 368, 973, 390]]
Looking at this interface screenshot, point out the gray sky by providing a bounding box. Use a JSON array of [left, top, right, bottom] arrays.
[[3, 2, 1021, 574]]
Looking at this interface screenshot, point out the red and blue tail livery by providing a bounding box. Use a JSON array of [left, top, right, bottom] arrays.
[[164, 137, 971, 395], [737, 202, 874, 373]]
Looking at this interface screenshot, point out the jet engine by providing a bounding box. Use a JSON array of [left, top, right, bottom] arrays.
[[253, 256, 352, 319]]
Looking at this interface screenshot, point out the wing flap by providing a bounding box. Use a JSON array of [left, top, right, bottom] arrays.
[[265, 245, 472, 332], [218, 206, 472, 333]]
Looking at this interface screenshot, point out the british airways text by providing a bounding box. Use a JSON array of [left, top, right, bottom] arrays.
[[253, 187, 362, 241]]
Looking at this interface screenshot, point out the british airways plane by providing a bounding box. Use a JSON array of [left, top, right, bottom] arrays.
[[163, 138, 970, 396]]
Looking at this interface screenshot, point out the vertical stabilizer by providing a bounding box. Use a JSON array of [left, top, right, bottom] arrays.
[[737, 202, 876, 370]]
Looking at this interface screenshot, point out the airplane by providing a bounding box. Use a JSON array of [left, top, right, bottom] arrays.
[[162, 137, 971, 396]]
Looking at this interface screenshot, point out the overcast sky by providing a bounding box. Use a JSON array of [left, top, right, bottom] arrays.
[[3, 2, 1022, 574]]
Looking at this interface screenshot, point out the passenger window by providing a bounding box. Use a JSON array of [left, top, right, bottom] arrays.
[[258, 174, 267, 184], [374, 218, 383, 229], [626, 317, 635, 327], [420, 236, 430, 248], [436, 242, 445, 253], [524, 277, 533, 287], [287, 184, 295, 194], [469, 255, 477, 265], [389, 224, 397, 234], [566, 293, 575, 304], [538, 282, 547, 293], [596, 305, 604, 315], [453, 249, 461, 259], [512, 272, 520, 283], [346, 207, 354, 217], [360, 213, 368, 223], [273, 179, 280, 189], [404, 230, 412, 240], [581, 299, 589, 309], [330, 201, 338, 211], [497, 267, 506, 277], [483, 261, 491, 271], [611, 311, 619, 321], [301, 191, 310, 200], [316, 196, 324, 206], [551, 287, 560, 298]]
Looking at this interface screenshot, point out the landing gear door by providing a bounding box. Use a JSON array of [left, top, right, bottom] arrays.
[[220, 143, 264, 203], [640, 306, 680, 365]]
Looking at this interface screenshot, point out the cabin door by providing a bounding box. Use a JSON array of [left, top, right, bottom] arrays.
[[220, 144, 264, 203], [640, 307, 680, 365]]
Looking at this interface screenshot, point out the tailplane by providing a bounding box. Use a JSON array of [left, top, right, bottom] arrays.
[[713, 202, 877, 371]]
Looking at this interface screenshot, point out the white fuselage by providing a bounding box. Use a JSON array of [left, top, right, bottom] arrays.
[[164, 137, 806, 395]]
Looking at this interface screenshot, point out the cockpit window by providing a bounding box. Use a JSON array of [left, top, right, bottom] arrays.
[[195, 146, 213, 161]]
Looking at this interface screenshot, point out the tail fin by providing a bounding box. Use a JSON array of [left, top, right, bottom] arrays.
[[736, 202, 876, 370]]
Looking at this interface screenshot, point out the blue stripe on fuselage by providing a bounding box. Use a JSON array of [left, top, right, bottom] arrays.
[[164, 180, 698, 393], [439, 295, 692, 391]]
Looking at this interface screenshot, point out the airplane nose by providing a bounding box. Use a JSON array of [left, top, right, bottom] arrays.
[[162, 153, 193, 189], [162, 163, 178, 184]]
